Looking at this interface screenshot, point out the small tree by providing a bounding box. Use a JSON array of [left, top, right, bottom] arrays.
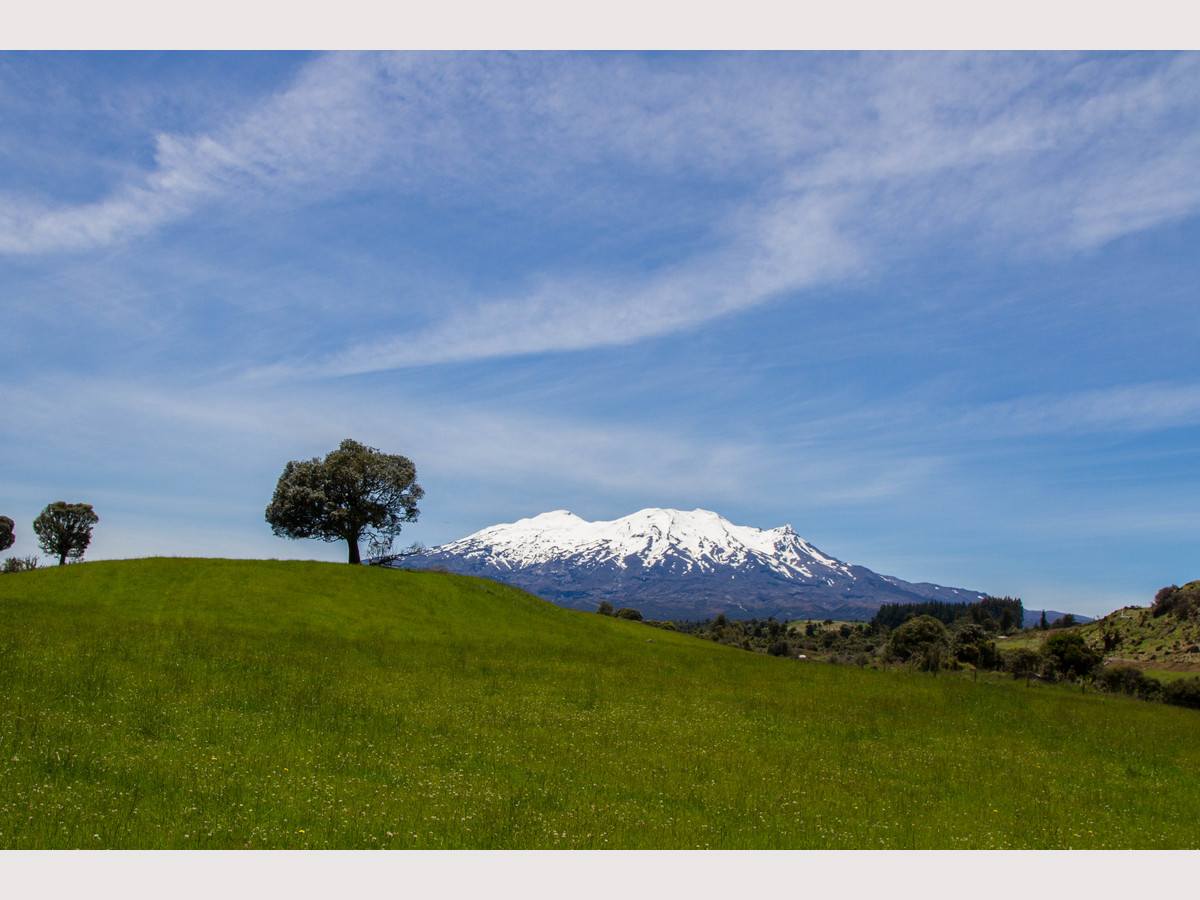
[[596, 601, 614, 616], [1005, 647, 1044, 685], [32, 502, 98, 565], [266, 439, 422, 564], [1152, 583, 1200, 620], [1044, 632, 1102, 686], [952, 623, 989, 665], [0, 516, 14, 554], [1152, 585, 1181, 618], [615, 607, 643, 621], [888, 615, 949, 672], [1097, 665, 1161, 700], [3, 556, 39, 574]]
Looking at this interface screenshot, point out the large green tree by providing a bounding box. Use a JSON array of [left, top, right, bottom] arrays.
[[265, 439, 423, 564], [32, 502, 98, 565], [0, 515, 14, 554]]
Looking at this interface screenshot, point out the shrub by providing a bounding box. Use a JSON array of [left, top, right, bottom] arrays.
[[1004, 647, 1043, 680], [1043, 632, 1102, 682], [976, 640, 1001, 670], [1152, 585, 1180, 617], [952, 623, 989, 665], [888, 615, 948, 663], [1152, 583, 1200, 621], [2, 556, 39, 574], [615, 607, 643, 621], [767, 639, 791, 657], [1097, 665, 1161, 700], [1163, 678, 1200, 710], [596, 601, 614, 616]]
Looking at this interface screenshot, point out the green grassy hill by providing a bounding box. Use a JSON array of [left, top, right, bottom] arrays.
[[1001, 582, 1200, 678], [1075, 584, 1200, 678], [2, 558, 1200, 849]]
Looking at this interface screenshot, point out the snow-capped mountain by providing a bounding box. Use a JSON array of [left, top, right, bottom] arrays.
[[397, 508, 986, 621]]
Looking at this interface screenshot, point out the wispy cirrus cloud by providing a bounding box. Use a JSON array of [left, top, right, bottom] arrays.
[[3, 52, 1200, 375], [8, 53, 1200, 251], [254, 187, 861, 377], [961, 382, 1200, 437], [0, 52, 391, 253]]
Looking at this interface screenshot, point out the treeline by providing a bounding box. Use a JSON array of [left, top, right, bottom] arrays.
[[871, 596, 1024, 634], [673, 614, 819, 656]]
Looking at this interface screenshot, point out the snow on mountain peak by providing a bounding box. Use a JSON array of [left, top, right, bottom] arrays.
[[434, 507, 849, 579]]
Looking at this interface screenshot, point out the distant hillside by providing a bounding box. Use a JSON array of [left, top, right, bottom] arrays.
[[4, 559, 1200, 849], [1072, 581, 1200, 671], [1023, 609, 1095, 628]]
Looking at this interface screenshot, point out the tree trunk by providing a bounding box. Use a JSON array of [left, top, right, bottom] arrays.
[[347, 538, 361, 565]]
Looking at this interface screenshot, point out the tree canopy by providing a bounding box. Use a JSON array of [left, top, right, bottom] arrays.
[[0, 515, 14, 554], [1043, 632, 1102, 682], [871, 596, 1024, 634], [888, 615, 949, 672], [265, 439, 423, 564], [32, 502, 98, 565], [1152, 583, 1200, 620]]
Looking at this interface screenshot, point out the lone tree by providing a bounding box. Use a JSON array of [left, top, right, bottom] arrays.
[[0, 515, 14, 553], [32, 502, 98, 565], [265, 438, 423, 564]]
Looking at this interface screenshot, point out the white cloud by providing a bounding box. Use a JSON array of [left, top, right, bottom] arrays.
[[4, 52, 1200, 371], [0, 53, 390, 253], [261, 186, 861, 376], [962, 382, 1200, 437]]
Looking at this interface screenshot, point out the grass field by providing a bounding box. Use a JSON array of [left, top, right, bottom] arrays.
[[2, 558, 1199, 849]]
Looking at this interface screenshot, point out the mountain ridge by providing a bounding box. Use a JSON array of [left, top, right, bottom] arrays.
[[397, 507, 987, 621]]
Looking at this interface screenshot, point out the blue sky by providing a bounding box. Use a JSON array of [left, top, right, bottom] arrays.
[[2, 50, 1199, 617]]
